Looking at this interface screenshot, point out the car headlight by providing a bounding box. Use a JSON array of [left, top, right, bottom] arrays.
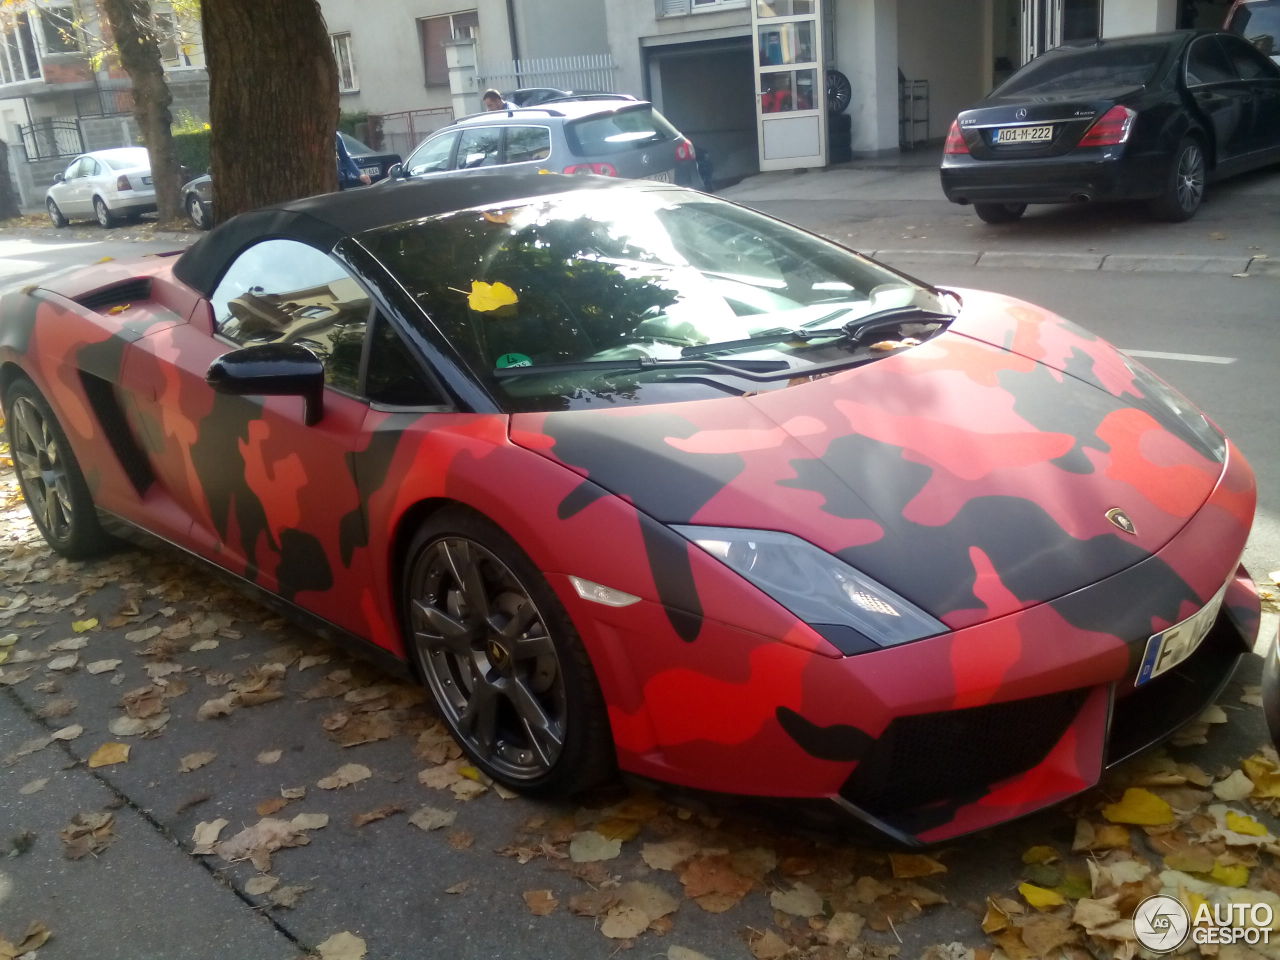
[[672, 526, 946, 655]]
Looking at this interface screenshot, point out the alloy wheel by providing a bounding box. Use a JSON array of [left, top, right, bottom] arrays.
[[1175, 144, 1204, 214], [408, 537, 567, 782], [9, 395, 74, 542], [187, 195, 207, 229]]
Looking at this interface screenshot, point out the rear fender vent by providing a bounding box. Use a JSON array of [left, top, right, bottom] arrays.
[[74, 278, 152, 314]]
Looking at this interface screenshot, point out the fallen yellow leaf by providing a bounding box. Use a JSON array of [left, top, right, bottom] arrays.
[[1210, 862, 1250, 887], [107, 304, 131, 315], [467, 280, 519, 313], [1225, 810, 1268, 836], [1101, 787, 1175, 825], [72, 618, 98, 633], [87, 742, 130, 767], [1018, 882, 1065, 911], [1243, 755, 1280, 798], [1021, 845, 1059, 865], [889, 852, 947, 878]]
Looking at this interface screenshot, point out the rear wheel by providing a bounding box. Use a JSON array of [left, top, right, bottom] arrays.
[[46, 198, 67, 228], [974, 202, 1027, 224], [93, 196, 116, 228], [1149, 137, 1205, 222], [186, 194, 210, 230], [402, 507, 614, 796], [3, 378, 112, 558]]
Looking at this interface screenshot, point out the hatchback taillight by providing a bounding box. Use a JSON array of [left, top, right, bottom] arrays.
[[943, 121, 969, 155], [675, 139, 694, 162], [563, 163, 618, 176], [116, 175, 131, 190], [1078, 105, 1136, 147]]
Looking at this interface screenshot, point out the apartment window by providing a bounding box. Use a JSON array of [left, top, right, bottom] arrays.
[[0, 11, 41, 85], [40, 5, 80, 54], [332, 33, 357, 92], [152, 9, 194, 66], [419, 11, 478, 87]]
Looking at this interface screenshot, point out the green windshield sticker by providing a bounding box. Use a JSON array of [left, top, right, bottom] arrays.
[[495, 353, 533, 369]]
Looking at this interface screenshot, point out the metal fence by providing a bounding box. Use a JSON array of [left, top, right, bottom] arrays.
[[19, 119, 83, 161], [370, 106, 455, 160], [477, 53, 617, 97]]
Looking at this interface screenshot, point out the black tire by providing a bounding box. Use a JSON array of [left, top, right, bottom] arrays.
[[3, 378, 113, 558], [402, 506, 614, 796], [93, 196, 116, 228], [46, 198, 68, 228], [1148, 137, 1205, 222], [186, 194, 210, 230], [826, 69, 852, 114], [974, 202, 1027, 224]]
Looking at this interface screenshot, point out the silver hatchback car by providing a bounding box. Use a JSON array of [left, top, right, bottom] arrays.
[[46, 147, 155, 228], [389, 98, 699, 187]]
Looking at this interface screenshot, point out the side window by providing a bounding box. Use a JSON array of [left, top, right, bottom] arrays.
[[364, 314, 443, 406], [209, 239, 371, 394], [84, 159, 101, 176], [1186, 37, 1238, 85], [455, 127, 502, 169], [1220, 35, 1280, 80], [406, 132, 458, 176], [63, 157, 84, 179], [505, 126, 552, 164]]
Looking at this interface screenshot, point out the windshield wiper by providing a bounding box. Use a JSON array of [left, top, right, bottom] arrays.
[[679, 306, 955, 359], [803, 305, 955, 331], [492, 356, 792, 380]]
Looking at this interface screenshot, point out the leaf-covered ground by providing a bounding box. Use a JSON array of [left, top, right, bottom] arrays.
[[2, 416, 1279, 960]]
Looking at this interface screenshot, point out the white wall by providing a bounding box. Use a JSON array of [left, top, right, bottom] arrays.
[[319, 0, 518, 115], [896, 0, 986, 141], [514, 0, 608, 60], [606, 3, 751, 98], [1102, 0, 1179, 36], [835, 0, 900, 152]]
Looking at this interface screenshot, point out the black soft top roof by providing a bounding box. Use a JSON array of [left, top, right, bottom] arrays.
[[172, 173, 635, 299]]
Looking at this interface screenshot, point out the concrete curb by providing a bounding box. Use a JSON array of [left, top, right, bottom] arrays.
[[871, 249, 1277, 277]]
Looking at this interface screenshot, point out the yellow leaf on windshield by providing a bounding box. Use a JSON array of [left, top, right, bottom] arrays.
[[1101, 787, 1175, 825], [467, 280, 519, 313]]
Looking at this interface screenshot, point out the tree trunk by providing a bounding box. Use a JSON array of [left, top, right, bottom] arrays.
[[99, 0, 183, 225], [0, 139, 20, 221], [202, 0, 338, 222]]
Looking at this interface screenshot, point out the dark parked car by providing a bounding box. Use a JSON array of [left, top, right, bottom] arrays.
[[388, 99, 698, 187], [1, 172, 1273, 843], [181, 132, 401, 230], [940, 31, 1280, 222]]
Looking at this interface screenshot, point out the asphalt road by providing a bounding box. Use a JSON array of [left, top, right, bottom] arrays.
[[0, 226, 1277, 960]]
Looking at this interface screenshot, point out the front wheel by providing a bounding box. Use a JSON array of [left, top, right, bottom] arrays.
[[186, 194, 210, 230], [402, 507, 614, 796], [3, 378, 112, 558], [93, 196, 116, 228], [974, 202, 1027, 224], [1149, 137, 1205, 222]]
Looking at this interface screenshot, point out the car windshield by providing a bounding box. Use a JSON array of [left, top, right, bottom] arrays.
[[360, 189, 948, 412], [566, 106, 679, 155], [993, 41, 1170, 95], [102, 148, 150, 170]]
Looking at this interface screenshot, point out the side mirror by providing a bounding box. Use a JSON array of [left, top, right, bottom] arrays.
[[386, 162, 404, 179], [52, 173, 65, 184], [206, 343, 325, 425]]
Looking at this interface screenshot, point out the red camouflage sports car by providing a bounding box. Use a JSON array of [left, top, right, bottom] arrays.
[[1, 174, 1273, 844]]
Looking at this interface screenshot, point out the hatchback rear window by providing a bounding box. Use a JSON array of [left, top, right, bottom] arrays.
[[565, 107, 679, 156], [994, 42, 1170, 96]]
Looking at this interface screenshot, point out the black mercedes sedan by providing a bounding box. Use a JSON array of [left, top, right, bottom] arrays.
[[940, 31, 1280, 223]]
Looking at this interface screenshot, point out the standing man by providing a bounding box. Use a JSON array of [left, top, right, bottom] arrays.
[[482, 88, 516, 112], [336, 132, 371, 189]]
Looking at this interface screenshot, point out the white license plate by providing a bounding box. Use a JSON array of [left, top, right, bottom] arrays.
[[995, 125, 1053, 144], [1135, 582, 1229, 686], [142, 176, 153, 185], [643, 169, 675, 183]]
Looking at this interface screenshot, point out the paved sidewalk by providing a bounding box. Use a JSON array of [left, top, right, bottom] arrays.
[[721, 148, 1280, 277]]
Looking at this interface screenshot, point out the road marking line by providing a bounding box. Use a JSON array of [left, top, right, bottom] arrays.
[[1122, 349, 1237, 365]]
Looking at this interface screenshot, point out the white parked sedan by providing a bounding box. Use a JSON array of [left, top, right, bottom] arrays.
[[45, 147, 155, 228]]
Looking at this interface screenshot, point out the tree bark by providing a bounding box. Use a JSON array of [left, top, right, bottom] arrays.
[[202, 0, 338, 222], [99, 0, 183, 224], [0, 139, 20, 221]]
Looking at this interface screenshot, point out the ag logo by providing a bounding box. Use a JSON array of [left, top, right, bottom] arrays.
[[1133, 895, 1190, 953]]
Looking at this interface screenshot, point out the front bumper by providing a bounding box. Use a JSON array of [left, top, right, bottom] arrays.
[[941, 147, 1171, 205], [559, 442, 1266, 845]]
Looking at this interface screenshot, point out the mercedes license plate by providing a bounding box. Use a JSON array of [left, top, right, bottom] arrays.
[[1135, 582, 1229, 686], [995, 125, 1053, 144]]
